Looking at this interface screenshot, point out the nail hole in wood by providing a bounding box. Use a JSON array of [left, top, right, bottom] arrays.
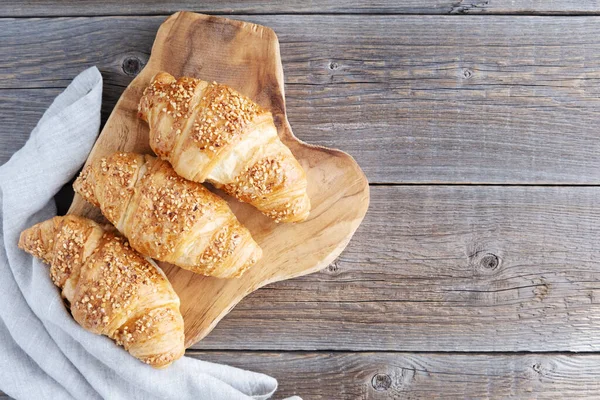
[[462, 68, 473, 79], [122, 56, 143, 77], [481, 253, 499, 270], [328, 61, 339, 70], [371, 373, 392, 391]]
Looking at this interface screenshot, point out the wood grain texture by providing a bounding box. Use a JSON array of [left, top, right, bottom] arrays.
[[188, 351, 600, 399], [66, 12, 368, 347], [3, 5, 600, 400], [181, 185, 600, 352], [1, 351, 599, 398], [2, 0, 600, 16], [0, 89, 59, 165], [4, 16, 600, 183]]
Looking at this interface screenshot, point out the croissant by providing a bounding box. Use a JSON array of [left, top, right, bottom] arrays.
[[19, 215, 184, 368], [138, 72, 311, 223], [73, 152, 262, 278]]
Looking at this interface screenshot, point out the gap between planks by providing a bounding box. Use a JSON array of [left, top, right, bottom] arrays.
[[185, 349, 600, 355]]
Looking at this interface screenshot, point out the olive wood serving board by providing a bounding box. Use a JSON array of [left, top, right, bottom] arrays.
[[68, 11, 369, 347]]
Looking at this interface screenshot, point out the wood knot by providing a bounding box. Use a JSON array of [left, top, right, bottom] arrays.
[[327, 262, 339, 273], [534, 279, 550, 301], [371, 373, 392, 391], [450, 0, 490, 14], [122, 56, 144, 77], [462, 68, 473, 79], [328, 61, 339, 70], [480, 253, 499, 270]]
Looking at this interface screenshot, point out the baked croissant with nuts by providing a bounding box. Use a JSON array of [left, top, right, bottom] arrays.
[[73, 152, 262, 278], [138, 72, 310, 223], [19, 215, 185, 368]]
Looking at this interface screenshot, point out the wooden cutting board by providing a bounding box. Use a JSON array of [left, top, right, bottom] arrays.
[[68, 11, 369, 347]]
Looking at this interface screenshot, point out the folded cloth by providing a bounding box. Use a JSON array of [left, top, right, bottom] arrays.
[[0, 67, 282, 400]]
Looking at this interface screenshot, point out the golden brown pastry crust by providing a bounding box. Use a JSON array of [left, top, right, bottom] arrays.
[[74, 152, 262, 278], [18, 215, 185, 368], [138, 72, 311, 223]]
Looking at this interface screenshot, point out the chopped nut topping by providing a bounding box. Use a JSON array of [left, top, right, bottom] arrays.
[[190, 83, 262, 152]]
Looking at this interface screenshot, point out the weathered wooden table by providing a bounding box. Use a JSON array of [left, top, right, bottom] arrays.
[[4, 1, 600, 398]]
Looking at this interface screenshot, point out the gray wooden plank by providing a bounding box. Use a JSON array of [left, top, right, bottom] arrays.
[[0, 89, 58, 165], [3, 352, 600, 398], [187, 351, 600, 399], [184, 185, 600, 352], [0, 88, 117, 166], [4, 16, 600, 183], [0, 182, 593, 353], [1, 1, 600, 16]]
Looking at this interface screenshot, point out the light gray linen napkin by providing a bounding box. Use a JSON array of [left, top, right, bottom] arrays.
[[0, 67, 284, 400]]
